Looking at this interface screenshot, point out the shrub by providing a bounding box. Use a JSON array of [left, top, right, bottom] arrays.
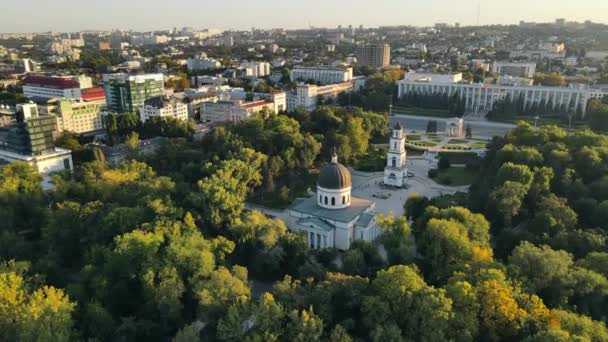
[[438, 156, 451, 170]]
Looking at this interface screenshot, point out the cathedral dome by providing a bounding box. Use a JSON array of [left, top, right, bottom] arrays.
[[318, 153, 351, 190]]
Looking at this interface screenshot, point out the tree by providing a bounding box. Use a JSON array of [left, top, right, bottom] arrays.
[[438, 155, 451, 170], [126, 131, 140, 152], [508, 242, 573, 302], [378, 215, 416, 265], [404, 193, 430, 222], [0, 272, 76, 342], [366, 265, 453, 340], [343, 117, 369, 161], [285, 308, 324, 342]]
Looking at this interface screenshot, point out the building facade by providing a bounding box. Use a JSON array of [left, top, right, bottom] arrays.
[[187, 54, 221, 72], [0, 103, 73, 189], [241, 61, 271, 77], [384, 123, 408, 188], [290, 66, 353, 85], [22, 75, 82, 100], [492, 62, 536, 78], [38, 99, 104, 134], [397, 72, 608, 116], [288, 153, 380, 250], [355, 44, 391, 69], [140, 96, 189, 123], [287, 82, 354, 112], [103, 73, 164, 113]]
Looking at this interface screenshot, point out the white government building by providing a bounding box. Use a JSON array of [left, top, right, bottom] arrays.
[[289, 153, 381, 250], [290, 66, 353, 85], [397, 72, 608, 116], [384, 122, 408, 188]]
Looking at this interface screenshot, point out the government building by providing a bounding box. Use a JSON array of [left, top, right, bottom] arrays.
[[397, 72, 608, 116], [288, 153, 380, 250]]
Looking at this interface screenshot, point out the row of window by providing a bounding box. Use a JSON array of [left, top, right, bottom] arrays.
[[319, 194, 349, 206]]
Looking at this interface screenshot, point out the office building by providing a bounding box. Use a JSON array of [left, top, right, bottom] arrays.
[[140, 95, 189, 123], [102, 73, 164, 113], [241, 61, 271, 78], [187, 54, 221, 72], [397, 72, 608, 116], [355, 44, 391, 69], [22, 75, 82, 100], [290, 66, 353, 85], [37, 99, 104, 134], [492, 62, 536, 78], [287, 82, 354, 112], [201, 92, 286, 123], [0, 104, 73, 189]]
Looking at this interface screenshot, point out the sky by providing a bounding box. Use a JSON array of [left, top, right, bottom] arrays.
[[1, 0, 608, 33]]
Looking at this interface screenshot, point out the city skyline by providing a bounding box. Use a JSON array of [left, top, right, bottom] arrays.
[[2, 0, 608, 33]]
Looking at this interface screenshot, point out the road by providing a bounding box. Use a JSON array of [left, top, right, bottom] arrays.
[[390, 113, 517, 139]]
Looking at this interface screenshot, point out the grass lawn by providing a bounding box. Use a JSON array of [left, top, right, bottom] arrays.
[[447, 139, 469, 144], [438, 152, 478, 164], [471, 142, 488, 149], [431, 167, 475, 186], [393, 106, 452, 118], [428, 135, 445, 142], [407, 134, 422, 141], [408, 141, 436, 147], [406, 148, 425, 156]]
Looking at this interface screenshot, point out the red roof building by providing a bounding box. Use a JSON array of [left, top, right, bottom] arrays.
[[22, 75, 80, 89], [81, 86, 106, 103]]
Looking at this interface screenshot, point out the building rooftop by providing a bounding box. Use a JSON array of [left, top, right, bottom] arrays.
[[22, 75, 80, 89], [289, 196, 374, 223], [81, 86, 106, 102]]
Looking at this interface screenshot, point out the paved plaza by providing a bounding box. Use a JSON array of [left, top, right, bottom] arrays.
[[350, 155, 469, 217], [246, 155, 469, 222]]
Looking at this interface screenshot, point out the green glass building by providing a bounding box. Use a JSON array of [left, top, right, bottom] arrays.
[[0, 104, 57, 156], [102, 73, 164, 113]]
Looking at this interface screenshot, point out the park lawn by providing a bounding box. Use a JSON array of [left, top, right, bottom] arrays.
[[408, 140, 437, 147], [393, 106, 452, 118], [432, 167, 475, 186], [438, 151, 478, 164], [447, 139, 469, 144], [406, 148, 425, 156], [407, 134, 422, 141], [471, 142, 488, 149]]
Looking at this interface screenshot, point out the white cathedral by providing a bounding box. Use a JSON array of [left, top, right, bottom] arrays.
[[288, 153, 381, 250], [384, 122, 408, 188]]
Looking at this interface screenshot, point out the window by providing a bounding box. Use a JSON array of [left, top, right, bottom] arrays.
[[317, 234, 321, 249], [324, 196, 328, 205], [319, 194, 322, 203], [394, 142, 397, 150], [342, 196, 345, 204], [331, 197, 335, 206], [392, 157, 396, 168], [310, 232, 314, 248]]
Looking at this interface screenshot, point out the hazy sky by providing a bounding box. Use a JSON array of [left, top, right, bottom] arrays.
[[2, 0, 608, 33]]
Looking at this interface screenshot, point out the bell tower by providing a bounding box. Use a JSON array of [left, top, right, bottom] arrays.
[[383, 122, 408, 187]]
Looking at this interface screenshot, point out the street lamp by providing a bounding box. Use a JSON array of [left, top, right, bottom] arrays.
[[533, 115, 540, 128]]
